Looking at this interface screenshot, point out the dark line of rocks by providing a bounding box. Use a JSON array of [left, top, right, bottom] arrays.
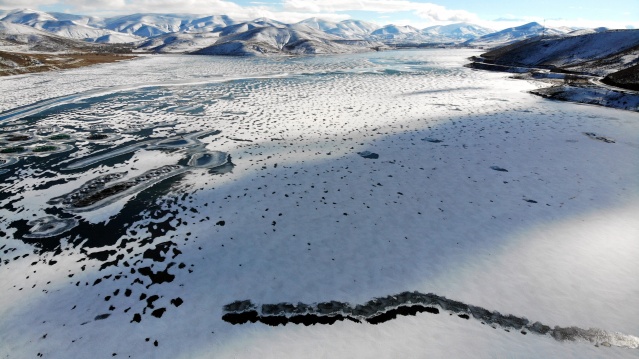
[[222, 291, 639, 350]]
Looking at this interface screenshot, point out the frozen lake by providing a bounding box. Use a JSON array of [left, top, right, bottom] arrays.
[[1, 49, 638, 358]]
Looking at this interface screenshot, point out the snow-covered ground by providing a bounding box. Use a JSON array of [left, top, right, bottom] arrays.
[[0, 49, 638, 358]]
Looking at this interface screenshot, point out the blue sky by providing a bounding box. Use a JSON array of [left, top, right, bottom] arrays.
[[2, 0, 637, 29]]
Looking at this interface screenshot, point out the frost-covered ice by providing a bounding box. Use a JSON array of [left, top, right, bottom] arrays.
[[0, 49, 638, 358]]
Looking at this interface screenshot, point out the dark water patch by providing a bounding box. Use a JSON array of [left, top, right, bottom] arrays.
[[151, 308, 166, 318], [584, 132, 615, 143], [88, 250, 116, 262], [33, 178, 69, 191], [422, 138, 443, 143], [48, 134, 72, 141], [86, 133, 109, 141], [146, 294, 159, 308], [61, 165, 182, 211], [143, 241, 176, 262], [209, 159, 235, 175], [137, 262, 176, 286], [367, 305, 439, 324], [0, 146, 26, 154], [222, 310, 259, 325], [227, 137, 253, 142], [5, 134, 31, 142], [72, 182, 137, 208], [32, 145, 58, 153], [49, 172, 126, 206], [223, 291, 639, 349]]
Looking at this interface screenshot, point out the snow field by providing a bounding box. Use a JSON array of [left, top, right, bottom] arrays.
[[0, 49, 638, 358]]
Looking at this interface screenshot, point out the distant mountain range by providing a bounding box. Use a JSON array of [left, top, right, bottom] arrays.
[[0, 8, 620, 56]]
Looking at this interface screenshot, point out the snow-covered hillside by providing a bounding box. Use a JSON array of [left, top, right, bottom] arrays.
[[421, 23, 493, 43], [217, 18, 286, 37], [298, 18, 380, 39], [195, 25, 383, 56], [371, 24, 424, 43], [465, 22, 570, 48], [478, 29, 639, 76], [0, 21, 105, 52], [0, 9, 140, 43], [104, 13, 236, 37], [0, 8, 631, 55], [137, 32, 220, 53]]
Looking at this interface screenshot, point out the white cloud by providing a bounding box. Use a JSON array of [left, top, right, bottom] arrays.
[[0, 0, 350, 22], [283, 0, 477, 22], [0, 0, 58, 7], [475, 16, 639, 31]]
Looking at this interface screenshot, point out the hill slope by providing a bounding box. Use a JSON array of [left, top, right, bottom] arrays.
[[465, 22, 569, 48], [478, 29, 639, 75], [194, 25, 384, 56]]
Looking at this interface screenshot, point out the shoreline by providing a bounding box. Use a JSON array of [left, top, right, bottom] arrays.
[[466, 58, 639, 112], [0, 51, 137, 76]]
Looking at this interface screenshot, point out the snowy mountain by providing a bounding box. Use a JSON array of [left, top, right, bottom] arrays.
[[0, 8, 57, 26], [2, 8, 632, 56], [216, 18, 285, 37], [478, 29, 639, 76], [371, 24, 425, 43], [565, 27, 608, 37], [104, 13, 236, 37], [465, 22, 570, 48], [47, 11, 105, 28], [421, 23, 493, 43], [0, 9, 140, 43], [297, 18, 380, 39], [104, 14, 191, 37], [194, 25, 384, 56], [0, 20, 132, 52], [137, 32, 220, 53]]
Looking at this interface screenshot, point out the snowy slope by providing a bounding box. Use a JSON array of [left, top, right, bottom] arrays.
[[36, 20, 141, 43], [183, 15, 236, 33], [138, 32, 220, 53], [480, 29, 639, 75], [0, 20, 104, 51], [371, 24, 426, 43], [48, 11, 105, 28], [195, 25, 382, 56], [0, 9, 141, 43], [297, 18, 380, 40], [217, 18, 286, 37], [421, 22, 493, 43], [297, 18, 339, 32], [465, 22, 570, 48], [104, 13, 236, 37], [104, 14, 187, 37], [0, 8, 57, 26], [566, 27, 608, 37], [334, 19, 380, 38]]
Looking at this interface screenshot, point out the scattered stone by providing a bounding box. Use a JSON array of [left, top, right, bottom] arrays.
[[358, 151, 379, 159], [94, 313, 110, 321]]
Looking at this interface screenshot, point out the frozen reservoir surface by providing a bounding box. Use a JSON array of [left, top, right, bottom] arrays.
[[0, 49, 638, 358]]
